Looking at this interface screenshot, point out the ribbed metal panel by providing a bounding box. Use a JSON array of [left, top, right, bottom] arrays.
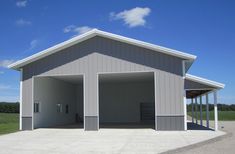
[[22, 117, 32, 130], [156, 116, 184, 130], [84, 116, 98, 130], [22, 78, 33, 117]]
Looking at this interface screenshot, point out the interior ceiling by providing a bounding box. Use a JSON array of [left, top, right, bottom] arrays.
[[51, 75, 83, 84], [186, 90, 211, 99], [99, 72, 154, 83]]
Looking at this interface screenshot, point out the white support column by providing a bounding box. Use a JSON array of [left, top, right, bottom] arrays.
[[183, 91, 187, 130], [182, 60, 187, 131], [19, 69, 23, 130], [200, 95, 203, 125], [195, 97, 198, 124], [191, 98, 194, 123], [206, 93, 209, 128], [214, 91, 218, 131]]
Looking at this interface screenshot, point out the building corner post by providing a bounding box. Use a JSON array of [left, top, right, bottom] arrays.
[[183, 91, 187, 130], [19, 69, 23, 130], [182, 60, 187, 131]]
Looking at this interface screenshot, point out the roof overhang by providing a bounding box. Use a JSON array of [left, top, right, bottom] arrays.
[[185, 74, 225, 90], [8, 29, 197, 70], [185, 74, 225, 98]]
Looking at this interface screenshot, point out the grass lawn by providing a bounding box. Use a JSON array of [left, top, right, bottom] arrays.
[[188, 111, 235, 121], [0, 113, 19, 135]]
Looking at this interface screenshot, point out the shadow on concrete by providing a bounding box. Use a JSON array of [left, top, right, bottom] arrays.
[[99, 122, 155, 129], [35, 123, 84, 129], [37, 122, 214, 131], [187, 122, 213, 131]]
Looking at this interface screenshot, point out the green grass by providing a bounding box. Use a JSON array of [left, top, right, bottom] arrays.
[[188, 111, 235, 121], [0, 113, 19, 135]]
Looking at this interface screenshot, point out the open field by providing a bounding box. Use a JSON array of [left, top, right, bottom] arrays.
[[188, 111, 235, 121], [0, 113, 19, 135]]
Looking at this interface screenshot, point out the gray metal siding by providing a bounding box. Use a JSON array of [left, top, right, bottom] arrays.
[[156, 116, 184, 130], [22, 78, 33, 117], [22, 117, 32, 130], [22, 36, 185, 130], [85, 116, 99, 130], [155, 71, 184, 116]]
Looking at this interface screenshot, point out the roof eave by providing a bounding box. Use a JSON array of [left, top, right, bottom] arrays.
[[185, 74, 225, 89]]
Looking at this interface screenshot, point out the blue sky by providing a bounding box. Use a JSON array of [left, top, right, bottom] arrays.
[[0, 0, 234, 104]]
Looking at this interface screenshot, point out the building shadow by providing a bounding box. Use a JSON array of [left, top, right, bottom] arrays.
[[34, 123, 84, 129], [100, 122, 155, 130], [187, 122, 213, 131]]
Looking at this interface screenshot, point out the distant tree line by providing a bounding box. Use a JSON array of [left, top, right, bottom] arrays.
[[0, 102, 19, 113], [187, 103, 235, 112], [0, 102, 234, 113]]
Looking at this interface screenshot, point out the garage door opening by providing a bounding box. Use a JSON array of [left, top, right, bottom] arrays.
[[98, 72, 155, 129], [33, 75, 84, 129]]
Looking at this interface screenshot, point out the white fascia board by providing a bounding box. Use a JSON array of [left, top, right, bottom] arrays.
[[186, 74, 225, 89], [8, 29, 197, 70]]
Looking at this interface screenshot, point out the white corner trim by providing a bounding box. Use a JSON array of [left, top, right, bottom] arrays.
[[19, 69, 23, 130], [32, 76, 34, 130], [186, 74, 225, 89], [8, 29, 196, 70], [183, 91, 187, 131], [182, 60, 187, 130], [82, 74, 86, 131]]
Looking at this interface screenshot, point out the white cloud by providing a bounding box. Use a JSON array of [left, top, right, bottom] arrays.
[[63, 25, 76, 33], [63, 25, 93, 36], [74, 26, 93, 34], [0, 60, 15, 68], [16, 0, 27, 8], [110, 7, 151, 27], [29, 39, 39, 50], [16, 19, 31, 26]]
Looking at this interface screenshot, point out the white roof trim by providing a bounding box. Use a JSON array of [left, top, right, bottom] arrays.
[[186, 74, 225, 89], [9, 29, 197, 70]]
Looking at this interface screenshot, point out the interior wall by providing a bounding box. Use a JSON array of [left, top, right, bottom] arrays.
[[99, 81, 154, 123], [34, 77, 77, 128], [76, 83, 84, 122]]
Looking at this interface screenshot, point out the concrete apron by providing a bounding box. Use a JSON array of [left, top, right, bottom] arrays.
[[0, 127, 225, 154]]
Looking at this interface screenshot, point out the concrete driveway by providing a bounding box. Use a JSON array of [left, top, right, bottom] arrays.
[[170, 121, 235, 154], [0, 125, 225, 154]]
